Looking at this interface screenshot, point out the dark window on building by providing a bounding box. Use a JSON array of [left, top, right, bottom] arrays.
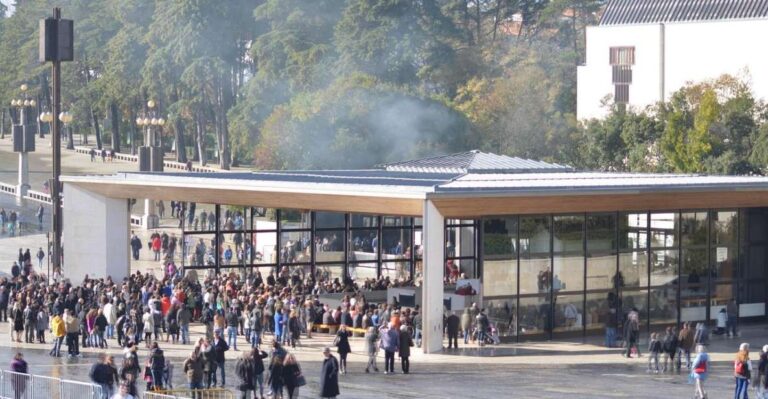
[[612, 65, 632, 84], [609, 46, 635, 65], [615, 84, 629, 103]]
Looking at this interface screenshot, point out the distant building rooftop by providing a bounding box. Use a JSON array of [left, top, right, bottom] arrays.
[[378, 150, 573, 174], [600, 0, 768, 26]]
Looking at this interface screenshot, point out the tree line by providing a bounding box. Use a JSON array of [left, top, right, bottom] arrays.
[[0, 0, 765, 175]]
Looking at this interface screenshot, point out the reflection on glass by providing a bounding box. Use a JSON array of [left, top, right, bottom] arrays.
[[383, 216, 412, 227], [711, 211, 737, 246], [381, 261, 411, 282], [183, 204, 216, 232], [587, 254, 616, 291], [252, 232, 277, 264], [183, 233, 218, 267], [649, 284, 677, 326], [681, 212, 707, 247], [351, 214, 378, 228], [446, 226, 475, 258], [621, 289, 648, 329], [280, 209, 310, 229], [650, 250, 677, 287], [520, 216, 551, 257], [553, 215, 584, 253], [553, 294, 583, 338], [483, 217, 518, 259], [315, 212, 346, 229], [553, 255, 584, 292], [349, 262, 376, 282], [651, 213, 678, 248], [587, 214, 616, 253], [485, 299, 517, 338], [279, 231, 311, 264], [381, 229, 411, 257], [680, 248, 708, 323], [519, 296, 551, 338], [349, 230, 378, 265], [585, 292, 613, 333], [711, 246, 736, 282], [315, 230, 344, 262], [251, 208, 277, 230], [315, 264, 345, 287], [619, 251, 648, 288], [619, 212, 647, 250], [220, 206, 247, 231], [484, 259, 517, 297], [520, 258, 549, 295]]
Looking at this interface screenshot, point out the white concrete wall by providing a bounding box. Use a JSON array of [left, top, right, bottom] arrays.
[[421, 200, 445, 353], [63, 183, 130, 283], [578, 19, 768, 120]]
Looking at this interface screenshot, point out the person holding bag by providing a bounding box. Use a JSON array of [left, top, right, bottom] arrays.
[[334, 325, 352, 375], [282, 353, 304, 399], [235, 351, 255, 399], [690, 344, 710, 399], [734, 343, 752, 399]]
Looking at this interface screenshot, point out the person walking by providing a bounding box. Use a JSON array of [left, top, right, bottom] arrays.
[[679, 322, 695, 369], [624, 308, 640, 358], [380, 322, 399, 374], [201, 338, 218, 388], [235, 351, 255, 399], [36, 247, 44, 268], [364, 326, 379, 373], [757, 345, 768, 399], [282, 353, 303, 399], [10, 352, 29, 399], [734, 343, 752, 399], [212, 331, 229, 386], [445, 311, 460, 349], [399, 325, 414, 374], [690, 344, 710, 399], [662, 326, 679, 372], [226, 307, 239, 351], [267, 355, 284, 399], [251, 347, 269, 399], [149, 342, 166, 391], [694, 322, 710, 347], [90, 354, 116, 399], [288, 310, 301, 349], [183, 347, 205, 392], [36, 307, 49, 344], [461, 308, 472, 345], [334, 324, 351, 375], [49, 311, 66, 357], [320, 347, 340, 399], [647, 332, 661, 373]]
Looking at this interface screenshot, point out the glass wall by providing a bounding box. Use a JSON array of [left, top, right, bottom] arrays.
[[181, 207, 421, 289], [482, 208, 768, 342]]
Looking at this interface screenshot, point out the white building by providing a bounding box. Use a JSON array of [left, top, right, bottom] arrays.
[[577, 0, 768, 120]]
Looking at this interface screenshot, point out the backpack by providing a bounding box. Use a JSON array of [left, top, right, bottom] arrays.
[[735, 360, 749, 377]]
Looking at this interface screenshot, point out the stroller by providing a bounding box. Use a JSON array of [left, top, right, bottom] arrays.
[[472, 325, 497, 346]]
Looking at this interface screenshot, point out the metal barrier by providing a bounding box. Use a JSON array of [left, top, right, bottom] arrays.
[[146, 388, 235, 399], [0, 182, 16, 195], [0, 370, 102, 399], [72, 145, 227, 173], [24, 189, 53, 205]]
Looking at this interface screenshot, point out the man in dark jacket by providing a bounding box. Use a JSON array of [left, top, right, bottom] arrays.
[[320, 347, 340, 399], [90, 354, 118, 399], [212, 331, 229, 386], [149, 342, 166, 390], [235, 351, 254, 398], [445, 311, 460, 349]]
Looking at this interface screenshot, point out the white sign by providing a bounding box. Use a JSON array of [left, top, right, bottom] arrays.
[[716, 247, 728, 262]]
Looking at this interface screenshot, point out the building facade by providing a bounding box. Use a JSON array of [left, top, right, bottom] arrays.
[[577, 0, 768, 120], [61, 151, 768, 351]]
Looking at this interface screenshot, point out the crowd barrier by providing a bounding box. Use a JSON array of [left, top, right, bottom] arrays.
[[72, 145, 226, 173], [0, 370, 102, 399], [145, 388, 235, 399]]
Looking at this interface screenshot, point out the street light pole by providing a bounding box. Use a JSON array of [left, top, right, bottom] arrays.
[[40, 7, 73, 271]]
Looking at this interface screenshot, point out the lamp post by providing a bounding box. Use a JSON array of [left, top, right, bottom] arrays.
[[59, 111, 74, 149], [136, 100, 165, 229], [10, 84, 37, 199]]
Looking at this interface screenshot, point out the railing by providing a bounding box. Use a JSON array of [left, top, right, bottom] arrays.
[[0, 370, 102, 399], [0, 181, 16, 195], [72, 145, 227, 173], [24, 189, 53, 205], [130, 214, 143, 227], [146, 388, 235, 399]]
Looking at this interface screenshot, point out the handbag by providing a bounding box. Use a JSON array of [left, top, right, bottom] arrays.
[[332, 335, 340, 346], [295, 366, 306, 387]]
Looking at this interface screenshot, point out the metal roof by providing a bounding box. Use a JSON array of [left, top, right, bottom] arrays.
[[600, 0, 768, 25], [378, 150, 573, 174]]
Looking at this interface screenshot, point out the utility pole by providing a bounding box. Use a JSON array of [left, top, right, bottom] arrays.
[[40, 7, 73, 271]]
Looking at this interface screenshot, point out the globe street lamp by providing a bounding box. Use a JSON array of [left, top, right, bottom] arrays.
[[10, 84, 38, 199], [59, 111, 74, 149], [136, 100, 165, 229]]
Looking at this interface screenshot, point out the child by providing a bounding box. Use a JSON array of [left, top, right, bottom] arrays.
[[648, 332, 661, 373], [163, 358, 174, 389]]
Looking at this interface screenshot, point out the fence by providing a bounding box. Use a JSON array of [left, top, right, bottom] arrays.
[[72, 145, 226, 173], [0, 181, 16, 195], [0, 370, 102, 399], [145, 388, 235, 399]]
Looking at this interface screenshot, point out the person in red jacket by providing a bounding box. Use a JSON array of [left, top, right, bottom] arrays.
[[151, 236, 162, 261]]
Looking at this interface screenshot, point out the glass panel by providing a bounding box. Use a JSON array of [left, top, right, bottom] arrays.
[[587, 253, 616, 291], [650, 212, 678, 248], [348, 262, 376, 282], [650, 250, 677, 288], [553, 254, 584, 292], [553, 293, 584, 339], [447, 259, 475, 280], [649, 283, 678, 327], [519, 258, 550, 295], [711, 246, 737, 282], [315, 212, 346, 229], [587, 214, 616, 253], [351, 214, 378, 228], [740, 280, 766, 318], [315, 230, 345, 262], [485, 298, 517, 338], [483, 217, 518, 259], [314, 264, 345, 289], [383, 216, 411, 227], [250, 207, 277, 230], [446, 226, 475, 258], [741, 208, 768, 243], [220, 206, 247, 232], [741, 244, 767, 279], [183, 233, 218, 267], [681, 211, 707, 247], [381, 229, 411, 258], [619, 212, 647, 250], [447, 219, 475, 225], [349, 229, 378, 262], [252, 232, 277, 264], [183, 203, 216, 232], [519, 295, 551, 339], [279, 231, 311, 264], [484, 259, 517, 297], [711, 210, 737, 246], [381, 260, 410, 283], [710, 282, 736, 323], [619, 250, 648, 288], [620, 289, 648, 337], [414, 229, 423, 259], [279, 209, 310, 230], [553, 215, 584, 253], [414, 217, 423, 227], [520, 216, 551, 257], [585, 291, 615, 336], [680, 248, 708, 323]]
